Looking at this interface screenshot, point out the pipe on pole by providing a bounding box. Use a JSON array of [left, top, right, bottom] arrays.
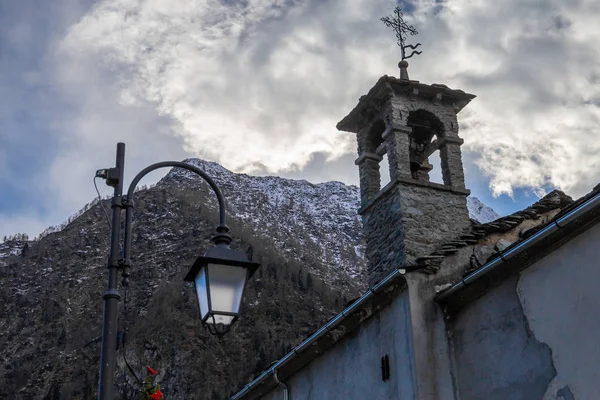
[[98, 142, 125, 400]]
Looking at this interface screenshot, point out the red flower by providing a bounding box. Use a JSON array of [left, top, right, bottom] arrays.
[[151, 389, 163, 400], [146, 366, 157, 376]]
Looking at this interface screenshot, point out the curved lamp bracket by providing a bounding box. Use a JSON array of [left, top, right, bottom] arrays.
[[121, 161, 230, 285]]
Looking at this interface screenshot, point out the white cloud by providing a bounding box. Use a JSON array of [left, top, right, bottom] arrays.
[[416, 0, 600, 197], [55, 0, 600, 200], [4, 0, 600, 237], [57, 0, 391, 176]]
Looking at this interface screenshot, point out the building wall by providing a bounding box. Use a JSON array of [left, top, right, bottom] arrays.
[[518, 222, 600, 400], [450, 222, 600, 400], [449, 276, 556, 400], [263, 291, 416, 400]]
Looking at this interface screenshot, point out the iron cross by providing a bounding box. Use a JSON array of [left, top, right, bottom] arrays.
[[381, 6, 422, 61]]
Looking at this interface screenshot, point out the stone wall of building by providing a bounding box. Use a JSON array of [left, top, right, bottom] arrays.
[[396, 181, 470, 261], [361, 186, 406, 286], [361, 180, 470, 285]]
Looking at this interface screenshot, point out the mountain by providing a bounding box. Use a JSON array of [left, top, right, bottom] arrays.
[[0, 160, 498, 399], [162, 159, 499, 287], [160, 159, 366, 292], [467, 196, 500, 224]]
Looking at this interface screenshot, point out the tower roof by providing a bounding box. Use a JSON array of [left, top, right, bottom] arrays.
[[336, 75, 476, 134]]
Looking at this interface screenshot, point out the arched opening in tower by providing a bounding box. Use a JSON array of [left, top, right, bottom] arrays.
[[406, 110, 445, 184]]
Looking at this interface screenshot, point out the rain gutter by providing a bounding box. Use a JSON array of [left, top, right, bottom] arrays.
[[436, 190, 600, 303], [230, 268, 405, 400]]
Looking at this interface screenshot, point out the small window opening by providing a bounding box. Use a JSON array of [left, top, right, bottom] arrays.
[[381, 354, 391, 382]]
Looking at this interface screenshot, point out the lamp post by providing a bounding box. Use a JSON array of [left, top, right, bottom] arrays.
[[96, 142, 259, 400]]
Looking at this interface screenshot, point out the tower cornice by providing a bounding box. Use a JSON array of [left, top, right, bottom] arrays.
[[336, 76, 476, 134]]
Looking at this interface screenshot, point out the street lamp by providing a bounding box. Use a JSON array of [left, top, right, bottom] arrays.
[[96, 142, 259, 400], [184, 237, 259, 336]]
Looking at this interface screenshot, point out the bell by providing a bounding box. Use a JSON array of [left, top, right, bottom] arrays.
[[410, 161, 421, 176]]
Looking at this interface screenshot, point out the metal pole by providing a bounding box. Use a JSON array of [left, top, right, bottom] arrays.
[[98, 142, 125, 400]]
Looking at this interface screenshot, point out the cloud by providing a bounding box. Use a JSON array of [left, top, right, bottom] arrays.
[[413, 0, 600, 198], [0, 0, 191, 238], [58, 0, 374, 176], [57, 0, 600, 200], [3, 0, 600, 237]]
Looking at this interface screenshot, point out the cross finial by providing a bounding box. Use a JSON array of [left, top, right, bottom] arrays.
[[381, 6, 422, 79]]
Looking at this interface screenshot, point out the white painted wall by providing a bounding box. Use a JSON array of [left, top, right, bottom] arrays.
[[518, 222, 600, 400], [263, 290, 416, 400]]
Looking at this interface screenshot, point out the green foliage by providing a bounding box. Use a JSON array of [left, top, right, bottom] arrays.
[[141, 367, 163, 399]]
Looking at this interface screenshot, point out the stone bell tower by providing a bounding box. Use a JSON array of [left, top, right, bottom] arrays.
[[337, 62, 476, 285]]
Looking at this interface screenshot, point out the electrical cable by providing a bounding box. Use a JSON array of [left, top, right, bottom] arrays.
[[122, 285, 143, 386], [94, 177, 112, 229]]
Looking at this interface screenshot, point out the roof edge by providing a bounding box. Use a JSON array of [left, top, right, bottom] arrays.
[[436, 189, 600, 305], [230, 268, 408, 400], [336, 76, 476, 133]]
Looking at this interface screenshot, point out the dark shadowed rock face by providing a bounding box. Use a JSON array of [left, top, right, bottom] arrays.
[[0, 160, 496, 399]]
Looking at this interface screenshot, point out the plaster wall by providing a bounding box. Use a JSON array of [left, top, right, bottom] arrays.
[[450, 276, 556, 400], [450, 222, 600, 400], [518, 222, 600, 400], [263, 291, 416, 400]]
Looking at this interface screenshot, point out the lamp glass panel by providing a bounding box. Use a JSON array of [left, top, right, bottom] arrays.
[[207, 315, 235, 325], [207, 263, 247, 314], [194, 267, 209, 319]]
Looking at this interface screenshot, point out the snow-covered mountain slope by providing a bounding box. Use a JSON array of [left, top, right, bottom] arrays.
[[1, 159, 499, 288], [160, 159, 366, 290], [160, 159, 499, 289], [0, 240, 25, 263], [467, 196, 500, 223]]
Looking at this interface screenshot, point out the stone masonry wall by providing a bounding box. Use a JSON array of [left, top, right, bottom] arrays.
[[362, 181, 470, 285], [387, 93, 460, 138], [362, 186, 407, 286], [397, 181, 471, 261], [440, 140, 466, 189], [358, 157, 382, 208], [384, 124, 412, 182]]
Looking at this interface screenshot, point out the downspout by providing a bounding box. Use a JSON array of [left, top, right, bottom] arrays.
[[273, 370, 289, 400]]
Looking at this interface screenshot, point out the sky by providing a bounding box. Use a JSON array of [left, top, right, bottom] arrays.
[[1, 0, 599, 239]]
